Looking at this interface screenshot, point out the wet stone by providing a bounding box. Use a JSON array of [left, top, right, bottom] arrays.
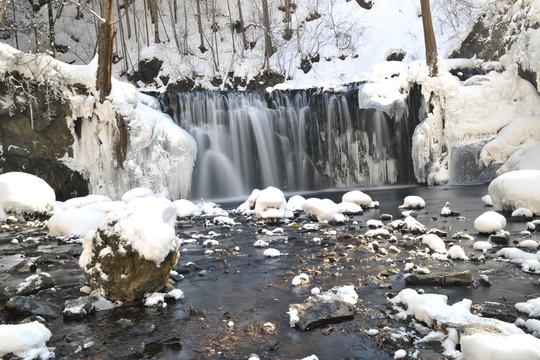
[[489, 232, 510, 245], [6, 295, 62, 319], [63, 295, 98, 319], [3, 273, 55, 298], [8, 258, 37, 274], [405, 270, 474, 286]]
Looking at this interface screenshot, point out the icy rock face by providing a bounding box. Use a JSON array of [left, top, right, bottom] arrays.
[[488, 170, 540, 215], [0, 172, 56, 216], [288, 285, 358, 331], [254, 187, 286, 223], [79, 196, 179, 302]]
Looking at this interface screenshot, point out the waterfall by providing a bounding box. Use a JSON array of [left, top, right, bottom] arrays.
[[159, 85, 418, 200]]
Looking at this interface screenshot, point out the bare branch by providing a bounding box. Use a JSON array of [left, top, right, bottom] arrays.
[[62, 0, 105, 23]]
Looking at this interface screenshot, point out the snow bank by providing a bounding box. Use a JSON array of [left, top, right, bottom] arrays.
[[173, 199, 202, 218], [488, 170, 540, 214], [80, 195, 178, 266], [0, 321, 53, 360], [474, 211, 506, 233], [48, 208, 107, 237], [480, 115, 540, 167], [0, 172, 55, 215]]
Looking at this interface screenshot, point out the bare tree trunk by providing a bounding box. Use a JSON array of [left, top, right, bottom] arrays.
[[0, 0, 13, 26], [420, 0, 438, 76], [143, 0, 150, 46], [124, 0, 131, 38], [116, 0, 128, 71], [47, 0, 56, 56], [173, 0, 178, 24], [169, 0, 181, 53], [262, 0, 273, 74], [196, 0, 206, 52], [237, 0, 248, 50], [147, 0, 160, 43], [29, 0, 39, 52], [97, 0, 114, 102]]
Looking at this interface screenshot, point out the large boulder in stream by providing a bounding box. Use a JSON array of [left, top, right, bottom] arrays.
[[79, 196, 179, 302], [288, 285, 358, 331]]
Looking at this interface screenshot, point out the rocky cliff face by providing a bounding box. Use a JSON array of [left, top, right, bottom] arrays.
[[0, 76, 88, 200]]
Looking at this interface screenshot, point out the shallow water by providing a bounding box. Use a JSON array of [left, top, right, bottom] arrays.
[[1, 185, 539, 359]]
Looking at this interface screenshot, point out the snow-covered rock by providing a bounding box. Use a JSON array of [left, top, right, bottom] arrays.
[[482, 195, 493, 206], [399, 195, 425, 209], [488, 170, 540, 214], [254, 187, 286, 223], [474, 211, 507, 234], [303, 198, 337, 222], [337, 201, 363, 215], [0, 172, 55, 215], [48, 208, 107, 237], [236, 189, 261, 214], [173, 199, 202, 217], [0, 321, 53, 360], [342, 190, 375, 208], [422, 234, 446, 253], [79, 195, 179, 302], [286, 195, 305, 213]]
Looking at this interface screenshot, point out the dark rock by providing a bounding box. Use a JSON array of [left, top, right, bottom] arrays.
[[427, 228, 447, 238], [405, 270, 474, 286], [5, 295, 62, 319], [289, 285, 357, 331], [63, 295, 98, 319], [381, 214, 393, 221], [3, 273, 54, 298], [489, 232, 510, 245], [380, 326, 412, 348], [355, 0, 373, 10], [8, 259, 37, 274]]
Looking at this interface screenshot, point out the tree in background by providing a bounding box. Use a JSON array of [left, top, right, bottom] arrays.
[[96, 0, 114, 102], [420, 0, 438, 76], [262, 0, 273, 74]]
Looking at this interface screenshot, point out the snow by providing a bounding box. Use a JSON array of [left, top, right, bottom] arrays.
[[287, 195, 306, 213], [474, 211, 507, 234], [80, 195, 179, 266], [488, 170, 540, 214], [0, 321, 53, 360], [337, 201, 363, 215], [173, 199, 202, 218], [497, 146, 540, 175], [121, 187, 156, 203], [516, 297, 540, 318], [495, 248, 540, 273], [422, 234, 446, 253], [292, 273, 310, 286], [254, 187, 287, 222], [48, 208, 107, 237], [303, 198, 338, 223], [513, 208, 534, 219], [448, 245, 469, 261], [342, 190, 375, 208], [393, 349, 407, 359], [473, 241, 493, 252], [263, 248, 281, 257], [482, 195, 493, 206], [0, 172, 55, 215], [461, 333, 540, 360], [399, 195, 425, 209]]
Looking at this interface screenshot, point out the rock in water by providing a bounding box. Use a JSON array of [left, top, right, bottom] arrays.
[[288, 285, 358, 331], [5, 296, 61, 319], [79, 196, 179, 302]]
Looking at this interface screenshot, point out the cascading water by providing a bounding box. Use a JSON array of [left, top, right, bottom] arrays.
[[159, 84, 419, 200]]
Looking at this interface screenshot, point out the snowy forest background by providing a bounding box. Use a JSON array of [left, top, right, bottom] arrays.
[[0, 0, 484, 90]]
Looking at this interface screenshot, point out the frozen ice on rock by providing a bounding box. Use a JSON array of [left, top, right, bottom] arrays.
[[0, 172, 55, 215], [448, 245, 469, 261], [495, 248, 540, 273], [286, 195, 306, 213], [48, 208, 107, 237], [254, 186, 286, 223], [253, 239, 269, 248], [198, 201, 228, 217], [0, 321, 53, 360], [482, 195, 493, 206], [488, 170, 540, 214], [121, 187, 156, 203], [399, 195, 425, 209], [263, 248, 281, 257], [342, 190, 376, 208], [512, 208, 534, 219], [366, 219, 384, 229], [173, 199, 202, 217], [213, 216, 235, 226], [474, 211, 507, 234], [236, 189, 261, 214], [292, 273, 310, 286]]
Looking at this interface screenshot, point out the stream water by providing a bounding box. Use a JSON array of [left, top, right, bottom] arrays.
[[1, 185, 539, 359]]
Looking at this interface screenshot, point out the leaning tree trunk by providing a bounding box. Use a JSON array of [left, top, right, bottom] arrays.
[[420, 0, 438, 77], [196, 0, 206, 52], [237, 0, 248, 50], [97, 0, 114, 102], [262, 0, 273, 74]]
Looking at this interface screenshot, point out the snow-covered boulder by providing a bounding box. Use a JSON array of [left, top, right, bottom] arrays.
[[342, 190, 376, 208], [0, 172, 55, 215], [79, 196, 179, 302], [488, 170, 540, 214], [474, 211, 506, 234], [286, 195, 306, 213], [399, 195, 425, 209], [422, 234, 446, 253], [236, 189, 261, 214], [303, 198, 347, 223], [48, 208, 107, 237], [337, 201, 363, 215], [254, 186, 286, 223], [173, 199, 202, 217]]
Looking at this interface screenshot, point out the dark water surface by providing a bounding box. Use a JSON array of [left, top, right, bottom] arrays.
[[1, 185, 539, 359]]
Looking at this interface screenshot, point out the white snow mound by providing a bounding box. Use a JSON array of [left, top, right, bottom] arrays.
[[0, 321, 53, 360], [255, 187, 286, 221], [474, 211, 507, 234], [48, 208, 107, 237], [0, 172, 55, 215], [488, 170, 540, 214]]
